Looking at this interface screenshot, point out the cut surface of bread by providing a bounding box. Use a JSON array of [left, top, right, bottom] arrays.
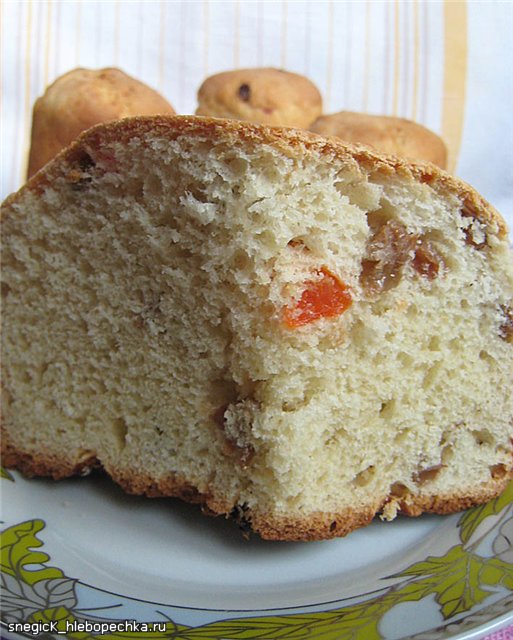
[[2, 116, 512, 541]]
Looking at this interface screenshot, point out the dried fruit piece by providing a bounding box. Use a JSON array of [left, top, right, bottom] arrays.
[[412, 238, 445, 280], [223, 438, 255, 469], [238, 83, 251, 102], [361, 220, 445, 294], [499, 305, 513, 342], [283, 267, 352, 328], [213, 401, 256, 469], [360, 220, 417, 294]]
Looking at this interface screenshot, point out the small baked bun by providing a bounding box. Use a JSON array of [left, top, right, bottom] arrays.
[[27, 67, 175, 178], [2, 116, 512, 541], [310, 111, 447, 168], [196, 68, 322, 128]]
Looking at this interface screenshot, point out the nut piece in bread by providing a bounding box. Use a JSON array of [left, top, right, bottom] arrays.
[[27, 67, 176, 178], [196, 68, 322, 128], [310, 111, 448, 168], [2, 116, 512, 541]]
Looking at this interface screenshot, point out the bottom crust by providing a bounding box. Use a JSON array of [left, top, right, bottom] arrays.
[[2, 437, 512, 542]]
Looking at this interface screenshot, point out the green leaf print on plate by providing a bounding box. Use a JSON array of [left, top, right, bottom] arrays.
[[1, 480, 513, 640], [458, 481, 513, 544], [1, 467, 15, 481]]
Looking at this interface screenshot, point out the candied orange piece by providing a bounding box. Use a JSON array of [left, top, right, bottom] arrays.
[[284, 267, 352, 328]]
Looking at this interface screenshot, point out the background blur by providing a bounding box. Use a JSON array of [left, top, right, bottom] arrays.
[[1, 0, 512, 229]]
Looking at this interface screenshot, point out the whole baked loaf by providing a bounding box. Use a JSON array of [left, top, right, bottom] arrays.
[[310, 111, 448, 168], [2, 116, 512, 541], [27, 67, 175, 178], [196, 68, 322, 128]]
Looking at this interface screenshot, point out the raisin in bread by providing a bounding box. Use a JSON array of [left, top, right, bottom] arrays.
[[27, 67, 175, 178], [2, 116, 512, 541]]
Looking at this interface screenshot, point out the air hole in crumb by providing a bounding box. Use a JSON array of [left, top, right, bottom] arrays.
[[112, 417, 128, 448], [414, 464, 444, 485], [125, 179, 144, 200], [441, 444, 454, 464], [390, 482, 409, 498], [394, 428, 411, 444], [257, 230, 277, 250], [479, 350, 496, 365], [76, 448, 96, 464], [353, 465, 376, 487], [80, 260, 95, 277], [428, 336, 441, 351], [472, 429, 495, 446], [490, 464, 507, 479], [439, 434, 448, 446], [144, 173, 164, 197], [281, 400, 300, 412], [397, 352, 413, 367], [227, 156, 249, 175], [329, 521, 337, 532], [449, 337, 462, 352], [406, 304, 419, 318], [422, 363, 441, 389], [365, 209, 392, 231], [76, 150, 95, 172], [232, 250, 251, 270], [379, 399, 396, 419]]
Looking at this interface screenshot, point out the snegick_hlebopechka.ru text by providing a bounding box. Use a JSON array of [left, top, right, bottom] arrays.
[[7, 619, 168, 635]]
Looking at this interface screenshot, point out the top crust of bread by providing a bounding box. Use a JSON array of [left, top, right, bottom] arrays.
[[15, 115, 507, 238]]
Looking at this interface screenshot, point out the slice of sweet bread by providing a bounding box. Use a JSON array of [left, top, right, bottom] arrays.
[[1, 116, 512, 541]]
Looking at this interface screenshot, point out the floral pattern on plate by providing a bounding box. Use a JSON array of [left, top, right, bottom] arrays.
[[1, 470, 512, 640]]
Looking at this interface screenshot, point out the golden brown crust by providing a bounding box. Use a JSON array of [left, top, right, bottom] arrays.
[[196, 68, 322, 129], [310, 110, 448, 169], [27, 67, 175, 178], [6, 115, 507, 239], [1, 428, 99, 480], [3, 430, 512, 541]]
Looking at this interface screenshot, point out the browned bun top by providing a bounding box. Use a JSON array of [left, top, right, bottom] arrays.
[[27, 67, 175, 178], [310, 110, 448, 169], [196, 68, 322, 129]]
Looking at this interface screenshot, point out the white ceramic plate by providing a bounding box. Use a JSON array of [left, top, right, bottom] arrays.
[[1, 469, 512, 640]]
